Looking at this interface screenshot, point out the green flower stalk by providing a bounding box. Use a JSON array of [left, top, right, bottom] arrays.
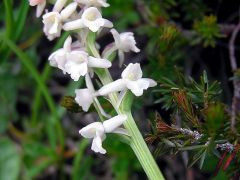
[[29, 0, 165, 179]]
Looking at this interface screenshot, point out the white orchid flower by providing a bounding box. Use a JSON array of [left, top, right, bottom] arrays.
[[65, 52, 112, 81], [111, 29, 140, 66], [29, 0, 46, 17], [48, 36, 72, 72], [75, 88, 95, 112], [49, 36, 112, 81], [63, 7, 113, 32], [48, 36, 112, 81], [42, 11, 63, 40], [79, 115, 128, 154], [75, 0, 110, 8], [43, 2, 77, 40], [98, 63, 157, 97]]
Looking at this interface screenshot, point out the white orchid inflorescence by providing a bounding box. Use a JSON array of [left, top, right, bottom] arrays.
[[29, 0, 157, 155]]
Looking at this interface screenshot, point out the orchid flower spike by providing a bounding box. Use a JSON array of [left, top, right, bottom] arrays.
[[29, 0, 46, 17], [75, 0, 110, 8], [98, 63, 157, 97], [49, 36, 112, 81], [63, 7, 113, 32], [42, 2, 78, 40], [111, 29, 140, 66], [79, 115, 128, 154]]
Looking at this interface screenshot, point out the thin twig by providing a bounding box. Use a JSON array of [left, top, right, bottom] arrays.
[[229, 21, 240, 133]]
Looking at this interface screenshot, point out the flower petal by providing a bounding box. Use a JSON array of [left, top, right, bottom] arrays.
[[36, 0, 46, 17], [48, 48, 67, 72], [98, 79, 126, 96], [91, 132, 106, 154], [79, 122, 103, 138], [75, 88, 94, 111], [63, 36, 72, 52], [65, 62, 88, 81], [87, 19, 105, 32], [126, 79, 150, 96], [53, 0, 67, 12], [63, 19, 85, 31], [103, 115, 127, 133], [88, 56, 112, 68], [76, 0, 109, 7], [103, 19, 113, 28], [60, 2, 78, 21], [121, 63, 142, 81], [110, 29, 121, 45], [141, 78, 157, 87]]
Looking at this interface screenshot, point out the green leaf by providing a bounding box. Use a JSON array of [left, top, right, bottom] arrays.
[[0, 138, 21, 180], [187, 148, 207, 168], [3, 0, 14, 38], [0, 64, 18, 133], [14, 0, 29, 41], [23, 141, 57, 178], [199, 149, 207, 169], [205, 103, 225, 134], [72, 139, 89, 180], [0, 35, 64, 148], [179, 145, 206, 151]]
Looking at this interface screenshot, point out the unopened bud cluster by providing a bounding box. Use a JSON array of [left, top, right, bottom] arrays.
[[216, 142, 234, 153], [179, 128, 203, 140]]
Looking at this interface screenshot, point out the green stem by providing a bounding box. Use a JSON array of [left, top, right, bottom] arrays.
[[99, 71, 164, 180], [120, 111, 164, 180]]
